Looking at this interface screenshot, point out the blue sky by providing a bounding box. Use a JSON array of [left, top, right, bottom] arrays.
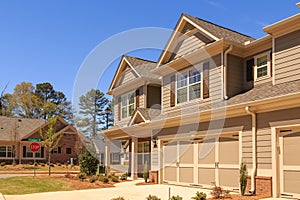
[[0, 0, 299, 108]]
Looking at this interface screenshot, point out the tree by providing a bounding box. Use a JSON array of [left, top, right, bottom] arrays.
[[0, 93, 14, 116], [79, 150, 99, 176], [0, 82, 9, 116], [39, 117, 63, 175], [35, 82, 73, 121], [10, 120, 19, 164], [77, 89, 109, 137], [12, 82, 41, 118]]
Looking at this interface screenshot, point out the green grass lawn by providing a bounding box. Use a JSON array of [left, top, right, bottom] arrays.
[[0, 176, 73, 195]]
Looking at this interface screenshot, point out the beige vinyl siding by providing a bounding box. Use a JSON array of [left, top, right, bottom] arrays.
[[116, 67, 139, 87], [275, 29, 300, 85], [227, 54, 244, 98], [161, 54, 222, 116], [173, 33, 207, 60]]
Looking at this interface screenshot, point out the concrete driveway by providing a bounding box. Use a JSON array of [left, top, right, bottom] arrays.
[[5, 180, 212, 200]]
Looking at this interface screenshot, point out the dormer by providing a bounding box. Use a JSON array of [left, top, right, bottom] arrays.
[[107, 55, 161, 126]]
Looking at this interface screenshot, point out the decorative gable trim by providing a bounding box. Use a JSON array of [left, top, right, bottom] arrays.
[[128, 109, 150, 127]]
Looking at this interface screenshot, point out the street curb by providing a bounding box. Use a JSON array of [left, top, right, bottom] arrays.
[[0, 193, 6, 200]]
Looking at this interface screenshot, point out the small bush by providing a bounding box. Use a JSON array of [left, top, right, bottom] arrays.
[[240, 163, 247, 196], [111, 176, 119, 183], [120, 173, 127, 181], [12, 162, 17, 166], [111, 197, 125, 200], [211, 182, 229, 199], [28, 162, 33, 165], [192, 191, 207, 200], [0, 162, 6, 166], [102, 177, 109, 183], [79, 150, 99, 176], [77, 172, 87, 181], [146, 195, 161, 200], [56, 163, 62, 166], [64, 173, 71, 178], [170, 195, 182, 200], [40, 163, 45, 167], [89, 175, 98, 183]]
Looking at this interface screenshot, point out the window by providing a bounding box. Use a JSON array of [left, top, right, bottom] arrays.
[[0, 146, 12, 158], [246, 59, 254, 82], [51, 147, 61, 154], [24, 146, 43, 158], [121, 92, 135, 119], [111, 153, 120, 163], [66, 148, 72, 154], [176, 67, 202, 104], [254, 52, 270, 80]]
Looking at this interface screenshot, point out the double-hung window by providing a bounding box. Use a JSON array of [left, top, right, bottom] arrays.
[[0, 146, 12, 158], [176, 67, 202, 104], [121, 92, 135, 119], [254, 51, 270, 80]]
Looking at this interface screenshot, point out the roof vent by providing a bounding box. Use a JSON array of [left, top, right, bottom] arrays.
[[297, 2, 300, 8]]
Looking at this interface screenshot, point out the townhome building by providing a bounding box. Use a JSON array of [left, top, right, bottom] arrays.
[[103, 5, 300, 198]]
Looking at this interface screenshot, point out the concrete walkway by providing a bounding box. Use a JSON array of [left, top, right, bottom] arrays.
[[5, 180, 212, 200]]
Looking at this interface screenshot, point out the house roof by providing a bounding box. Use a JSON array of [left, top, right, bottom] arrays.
[[107, 55, 159, 94], [183, 14, 255, 44], [0, 116, 45, 141]]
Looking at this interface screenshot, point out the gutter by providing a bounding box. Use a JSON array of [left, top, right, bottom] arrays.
[[245, 106, 257, 194], [223, 45, 233, 100]]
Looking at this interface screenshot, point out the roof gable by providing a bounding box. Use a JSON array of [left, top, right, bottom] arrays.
[[157, 13, 255, 66], [108, 56, 157, 94]]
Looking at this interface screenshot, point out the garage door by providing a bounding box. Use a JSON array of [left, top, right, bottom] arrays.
[[163, 134, 239, 189], [280, 132, 300, 198]]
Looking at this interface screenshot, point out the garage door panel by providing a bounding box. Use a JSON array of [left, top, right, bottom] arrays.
[[283, 132, 300, 165], [219, 168, 239, 188], [179, 167, 193, 183], [219, 138, 239, 164], [198, 168, 215, 185], [283, 171, 300, 194], [164, 166, 177, 182], [164, 142, 177, 165], [199, 142, 215, 164], [179, 142, 193, 164]]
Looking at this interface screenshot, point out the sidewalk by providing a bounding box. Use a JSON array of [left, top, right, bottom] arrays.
[[5, 180, 212, 200]]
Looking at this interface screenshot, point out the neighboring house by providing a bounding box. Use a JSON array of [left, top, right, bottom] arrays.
[[103, 6, 300, 199], [0, 116, 83, 164]]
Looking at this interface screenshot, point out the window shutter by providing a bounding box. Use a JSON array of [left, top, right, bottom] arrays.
[[117, 96, 121, 121], [41, 147, 44, 158], [23, 146, 26, 158], [170, 75, 176, 107], [135, 88, 140, 109], [203, 62, 210, 99], [246, 59, 254, 82]]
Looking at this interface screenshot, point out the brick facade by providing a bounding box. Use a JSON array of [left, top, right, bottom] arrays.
[[246, 176, 272, 197]]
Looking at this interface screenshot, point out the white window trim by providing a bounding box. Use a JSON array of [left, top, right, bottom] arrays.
[[0, 146, 12, 158], [121, 91, 135, 119], [175, 64, 204, 106], [25, 146, 42, 158], [254, 51, 271, 81]]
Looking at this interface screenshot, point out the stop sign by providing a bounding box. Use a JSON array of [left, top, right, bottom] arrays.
[[30, 142, 41, 153]]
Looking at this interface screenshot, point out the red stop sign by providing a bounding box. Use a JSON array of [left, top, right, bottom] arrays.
[[30, 142, 41, 153]]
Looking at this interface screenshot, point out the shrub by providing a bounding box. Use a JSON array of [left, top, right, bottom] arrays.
[[64, 173, 71, 178], [170, 195, 182, 200], [192, 191, 207, 200], [211, 182, 230, 199], [143, 161, 149, 183], [56, 162, 62, 166], [102, 177, 109, 183], [40, 163, 45, 167], [240, 162, 247, 196], [0, 162, 5, 166], [12, 162, 17, 166], [120, 173, 127, 181], [89, 175, 98, 183], [77, 172, 87, 181], [146, 195, 161, 200], [28, 162, 33, 165], [111, 197, 125, 200], [79, 150, 99, 176], [111, 176, 119, 183]]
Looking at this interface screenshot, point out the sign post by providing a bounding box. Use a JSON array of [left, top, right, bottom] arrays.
[[30, 142, 41, 178]]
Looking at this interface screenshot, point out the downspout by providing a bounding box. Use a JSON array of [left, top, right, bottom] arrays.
[[223, 45, 233, 100], [245, 106, 257, 194]]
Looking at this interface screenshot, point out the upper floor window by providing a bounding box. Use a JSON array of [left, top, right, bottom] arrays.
[[121, 92, 135, 119], [254, 51, 271, 80], [0, 146, 12, 158], [176, 67, 202, 104]]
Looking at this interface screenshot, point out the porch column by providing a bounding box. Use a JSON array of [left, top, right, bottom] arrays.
[[131, 137, 138, 180], [105, 138, 111, 175]]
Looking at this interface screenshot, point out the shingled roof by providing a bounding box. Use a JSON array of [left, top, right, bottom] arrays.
[[0, 116, 45, 141], [124, 55, 160, 79], [183, 13, 255, 44]]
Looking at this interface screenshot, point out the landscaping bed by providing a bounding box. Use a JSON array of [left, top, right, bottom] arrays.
[[0, 163, 80, 173]]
